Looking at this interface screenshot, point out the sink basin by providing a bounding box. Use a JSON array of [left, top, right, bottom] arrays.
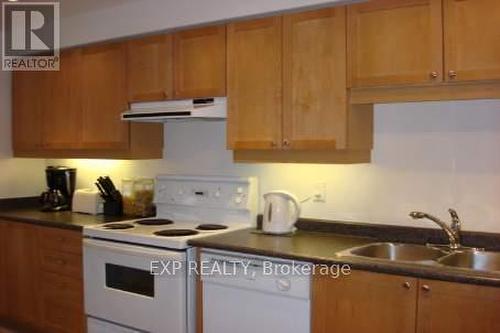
[[437, 251, 500, 272], [339, 242, 448, 262]]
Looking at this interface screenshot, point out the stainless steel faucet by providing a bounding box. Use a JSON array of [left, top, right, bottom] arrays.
[[409, 209, 462, 250]]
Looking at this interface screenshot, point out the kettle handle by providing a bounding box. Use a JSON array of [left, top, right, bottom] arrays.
[[263, 191, 301, 228], [288, 194, 301, 227]]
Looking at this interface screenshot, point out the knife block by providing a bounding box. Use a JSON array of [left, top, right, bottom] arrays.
[[103, 200, 123, 216]]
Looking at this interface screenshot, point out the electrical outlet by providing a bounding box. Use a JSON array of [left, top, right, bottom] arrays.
[[313, 183, 326, 203]]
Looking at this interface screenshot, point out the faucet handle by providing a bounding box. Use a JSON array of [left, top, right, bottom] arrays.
[[448, 208, 461, 232]]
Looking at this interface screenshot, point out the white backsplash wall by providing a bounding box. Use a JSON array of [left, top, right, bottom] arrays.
[[0, 32, 46, 199], [50, 99, 500, 233]]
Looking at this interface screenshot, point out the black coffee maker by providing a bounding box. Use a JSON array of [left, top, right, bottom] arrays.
[[40, 166, 77, 212]]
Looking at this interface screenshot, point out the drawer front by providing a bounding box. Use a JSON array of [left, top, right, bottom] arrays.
[[40, 271, 85, 333], [41, 297, 85, 333], [38, 227, 82, 255], [39, 249, 83, 279], [41, 271, 83, 304]]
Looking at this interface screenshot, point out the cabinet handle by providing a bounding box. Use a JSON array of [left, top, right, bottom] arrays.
[[421, 284, 431, 292], [448, 70, 457, 79], [402, 281, 411, 289], [429, 71, 439, 79], [283, 139, 290, 148]]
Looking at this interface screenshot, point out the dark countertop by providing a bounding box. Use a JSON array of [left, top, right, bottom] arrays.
[[0, 208, 128, 231], [0, 197, 129, 231], [2, 197, 499, 286], [189, 228, 500, 287]]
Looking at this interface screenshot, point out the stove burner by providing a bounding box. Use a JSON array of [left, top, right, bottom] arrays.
[[154, 229, 199, 237], [196, 224, 229, 231], [135, 219, 174, 226], [102, 223, 135, 230]]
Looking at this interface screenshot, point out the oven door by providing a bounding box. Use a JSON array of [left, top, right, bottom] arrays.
[[83, 238, 187, 333]]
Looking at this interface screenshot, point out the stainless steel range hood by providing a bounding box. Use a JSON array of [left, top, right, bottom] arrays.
[[121, 97, 226, 122]]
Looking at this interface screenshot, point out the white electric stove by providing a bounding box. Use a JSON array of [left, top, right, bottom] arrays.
[[84, 218, 251, 249], [83, 175, 258, 333]]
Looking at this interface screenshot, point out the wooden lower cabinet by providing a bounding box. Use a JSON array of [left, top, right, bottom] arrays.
[[0, 220, 85, 333], [417, 279, 500, 333], [39, 272, 85, 333], [0, 223, 7, 319], [37, 226, 85, 333], [313, 269, 500, 333], [312, 270, 417, 333], [4, 222, 42, 329]]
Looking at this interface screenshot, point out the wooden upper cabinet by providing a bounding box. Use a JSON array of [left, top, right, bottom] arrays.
[[81, 42, 129, 150], [348, 0, 443, 87], [43, 48, 83, 149], [283, 8, 347, 150], [12, 42, 163, 159], [444, 0, 500, 82], [174, 25, 226, 98], [417, 279, 500, 333], [127, 34, 174, 102], [313, 270, 418, 333], [227, 17, 283, 150], [12, 71, 45, 152]]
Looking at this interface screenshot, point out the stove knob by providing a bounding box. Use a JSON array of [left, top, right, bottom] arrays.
[[276, 278, 291, 292], [237, 187, 244, 194], [214, 190, 221, 198], [234, 196, 243, 205]]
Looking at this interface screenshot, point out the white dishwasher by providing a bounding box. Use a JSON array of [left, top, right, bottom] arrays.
[[201, 250, 311, 333]]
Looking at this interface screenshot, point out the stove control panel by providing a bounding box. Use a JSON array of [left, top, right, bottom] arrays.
[[155, 176, 258, 211]]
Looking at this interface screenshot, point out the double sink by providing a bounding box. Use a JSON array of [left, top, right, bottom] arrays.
[[337, 242, 500, 273]]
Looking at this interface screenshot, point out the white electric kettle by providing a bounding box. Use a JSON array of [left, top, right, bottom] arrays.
[[262, 191, 301, 234]]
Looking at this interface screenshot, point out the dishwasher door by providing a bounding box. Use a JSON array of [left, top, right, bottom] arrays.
[[201, 251, 311, 333]]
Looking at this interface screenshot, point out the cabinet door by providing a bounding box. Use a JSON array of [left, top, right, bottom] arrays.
[[283, 8, 347, 150], [0, 222, 6, 318], [444, 0, 500, 82], [38, 227, 85, 333], [81, 42, 129, 149], [227, 17, 283, 150], [127, 34, 174, 102], [417, 279, 500, 333], [4, 222, 42, 329], [43, 48, 83, 149], [12, 71, 46, 153], [312, 270, 417, 333], [348, 0, 443, 87], [174, 25, 226, 98]]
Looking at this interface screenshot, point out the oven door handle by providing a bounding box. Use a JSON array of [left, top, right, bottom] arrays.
[[84, 238, 186, 261]]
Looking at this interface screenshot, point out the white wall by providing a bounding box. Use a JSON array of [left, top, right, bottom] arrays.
[[3, 0, 500, 234], [60, 0, 355, 47], [50, 100, 500, 233], [0, 32, 47, 198]]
